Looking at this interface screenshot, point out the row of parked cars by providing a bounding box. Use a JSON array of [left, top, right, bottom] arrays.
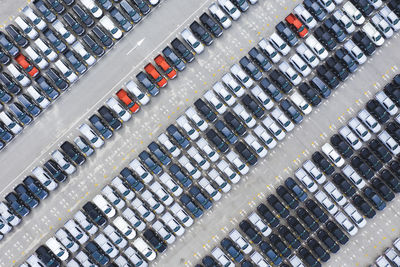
[[374, 237, 400, 267]]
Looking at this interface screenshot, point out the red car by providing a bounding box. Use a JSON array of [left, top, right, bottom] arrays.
[[116, 89, 140, 113], [285, 13, 308, 38], [15, 54, 39, 77], [154, 55, 177, 79], [144, 63, 167, 88]]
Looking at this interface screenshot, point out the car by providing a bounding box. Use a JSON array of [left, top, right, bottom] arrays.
[[99, 15, 123, 40], [167, 124, 190, 149], [278, 225, 300, 249], [335, 48, 358, 75], [364, 186, 386, 210], [279, 61, 302, 86], [32, 166, 58, 191], [280, 99, 304, 124], [303, 160, 326, 185], [243, 133, 267, 158], [343, 1, 365, 25], [43, 28, 67, 53], [226, 150, 249, 174], [241, 94, 264, 119], [74, 210, 99, 235], [112, 216, 136, 240], [366, 99, 390, 124], [60, 140, 86, 165], [162, 46, 186, 71], [187, 145, 211, 170], [190, 21, 213, 46], [46, 237, 70, 261], [286, 13, 308, 38], [158, 132, 181, 158], [324, 18, 347, 43], [64, 49, 86, 74], [64, 219, 89, 244], [105, 97, 131, 122], [380, 6, 400, 32], [305, 35, 329, 61], [343, 40, 367, 65], [180, 193, 203, 218], [180, 28, 204, 54], [217, 159, 241, 184], [380, 169, 400, 193], [221, 73, 245, 97], [303, 0, 327, 21], [294, 4, 317, 28], [154, 54, 177, 80], [131, 0, 150, 15], [125, 80, 150, 106], [235, 141, 257, 166], [89, 114, 113, 139], [352, 0, 374, 16], [378, 131, 400, 155], [91, 27, 113, 49], [290, 91, 312, 115], [353, 31, 376, 56], [116, 88, 140, 113], [298, 82, 321, 106], [385, 248, 400, 266], [223, 111, 246, 137], [315, 190, 339, 215], [5, 24, 28, 48], [259, 241, 282, 265], [213, 82, 236, 107], [203, 90, 227, 115], [276, 21, 298, 46], [357, 109, 381, 134], [297, 207, 319, 232], [144, 63, 167, 88], [98, 106, 122, 131], [22, 6, 47, 30], [0, 47, 10, 65], [51, 20, 75, 46], [295, 168, 318, 193], [322, 143, 345, 167], [0, 111, 22, 135], [287, 216, 309, 241], [261, 115, 285, 141], [178, 155, 200, 180], [267, 194, 289, 218], [271, 107, 294, 132], [71, 41, 95, 66], [372, 177, 395, 201], [333, 9, 356, 34], [290, 54, 311, 78], [384, 83, 400, 106], [230, 64, 254, 88], [312, 151, 335, 175], [131, 197, 156, 222], [5, 192, 30, 217], [23, 176, 48, 200], [148, 141, 171, 166], [248, 48, 272, 72], [17, 94, 41, 117], [217, 0, 241, 21], [197, 137, 221, 162], [137, 71, 160, 96], [276, 186, 298, 209], [208, 168, 231, 193], [376, 91, 398, 116], [371, 13, 394, 39], [85, 241, 110, 265], [119, 0, 141, 24], [34, 0, 56, 22], [109, 7, 132, 32], [220, 238, 244, 263], [307, 237, 330, 262], [324, 221, 349, 246], [258, 38, 281, 64], [362, 22, 384, 47], [317, 229, 340, 254], [360, 147, 383, 171], [229, 229, 252, 255], [239, 56, 262, 82], [35, 245, 61, 267], [343, 202, 367, 228], [4, 65, 29, 88], [129, 158, 153, 184], [170, 202, 193, 227], [79, 0, 103, 18], [71, 4, 93, 29], [139, 151, 162, 175], [53, 59, 77, 83], [44, 159, 67, 182], [13, 184, 39, 211], [370, 139, 392, 163], [334, 211, 358, 236], [269, 69, 293, 93], [348, 118, 371, 142]]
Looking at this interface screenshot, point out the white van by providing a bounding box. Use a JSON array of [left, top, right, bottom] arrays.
[[0, 111, 22, 134], [52, 20, 76, 45], [71, 41, 96, 66], [26, 86, 51, 109], [32, 166, 58, 191], [78, 123, 104, 148], [54, 59, 78, 83], [22, 6, 47, 30], [14, 16, 38, 40], [34, 38, 58, 62]]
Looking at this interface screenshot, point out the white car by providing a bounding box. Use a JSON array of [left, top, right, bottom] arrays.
[[380, 6, 400, 32], [213, 81, 236, 106], [385, 248, 400, 266], [324, 181, 347, 206], [170, 202, 194, 227], [217, 0, 241, 21], [102, 185, 126, 210], [7, 64, 30, 87], [32, 166, 57, 191], [212, 247, 234, 267], [141, 189, 165, 214], [113, 216, 136, 239], [121, 207, 146, 232], [271, 107, 294, 132], [375, 91, 398, 115], [178, 155, 201, 179], [318, 0, 335, 12], [176, 115, 199, 140], [376, 256, 391, 267], [217, 160, 241, 184], [368, 0, 382, 9], [333, 9, 355, 33], [46, 237, 69, 261], [93, 194, 116, 218], [343, 40, 367, 64], [229, 229, 252, 254], [131, 198, 155, 222], [152, 220, 175, 244], [111, 177, 135, 201], [55, 229, 79, 253], [289, 254, 306, 267], [302, 160, 326, 184], [371, 14, 394, 39], [339, 126, 362, 150], [344, 203, 366, 228], [79, 0, 103, 18], [343, 2, 365, 25], [289, 54, 311, 77], [250, 85, 274, 110], [0, 111, 22, 135], [26, 86, 50, 109], [322, 143, 345, 167], [0, 217, 12, 235], [129, 159, 153, 184], [244, 134, 268, 158], [269, 32, 290, 56], [378, 131, 400, 155], [185, 107, 208, 132], [204, 90, 227, 114], [293, 4, 317, 28], [149, 181, 173, 206], [159, 172, 183, 197], [100, 16, 122, 39], [54, 59, 78, 83], [334, 211, 358, 236], [315, 191, 338, 215], [52, 20, 76, 45], [208, 168, 232, 193], [221, 73, 245, 97], [230, 64, 254, 88], [161, 211, 185, 236], [209, 3, 232, 28], [106, 97, 131, 122], [75, 251, 96, 266], [248, 212, 272, 236], [295, 168, 318, 192], [198, 177, 221, 201], [358, 109, 381, 133], [233, 103, 256, 128], [197, 137, 220, 162], [181, 28, 204, 54], [73, 211, 98, 235], [34, 38, 58, 62], [15, 16, 38, 39], [103, 225, 128, 249], [133, 237, 156, 261], [158, 133, 181, 158], [262, 115, 285, 141], [342, 165, 366, 189], [72, 41, 96, 66], [226, 150, 249, 175], [22, 6, 46, 30], [395, 238, 400, 251], [258, 38, 281, 63], [64, 219, 89, 244], [0, 202, 20, 226], [125, 80, 150, 105], [26, 255, 45, 267], [348, 117, 371, 142], [253, 125, 277, 149], [290, 91, 312, 115], [187, 146, 210, 170], [305, 35, 328, 60], [362, 22, 384, 47], [124, 247, 148, 267], [79, 123, 104, 148], [51, 149, 76, 174]]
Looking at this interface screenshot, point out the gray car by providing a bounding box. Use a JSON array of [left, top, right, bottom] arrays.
[[43, 28, 67, 53], [162, 46, 186, 71], [239, 56, 262, 81], [33, 0, 56, 22], [0, 32, 19, 57], [110, 7, 132, 32], [120, 0, 142, 23]]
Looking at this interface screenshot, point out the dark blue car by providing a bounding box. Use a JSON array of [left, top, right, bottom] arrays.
[[180, 193, 203, 218], [17, 94, 42, 117], [9, 103, 33, 125], [0, 32, 19, 57], [34, 0, 57, 22], [139, 151, 162, 174], [167, 125, 190, 148], [221, 238, 244, 263], [5, 192, 30, 217], [43, 28, 67, 53], [36, 245, 60, 267], [120, 167, 144, 191], [89, 114, 113, 139], [259, 241, 282, 265], [284, 177, 308, 202], [0, 122, 13, 143], [148, 141, 171, 165], [15, 184, 39, 209], [64, 50, 87, 74], [23, 176, 49, 200], [169, 164, 192, 188], [136, 71, 159, 96], [35, 75, 60, 100], [189, 185, 212, 210], [85, 241, 110, 265]]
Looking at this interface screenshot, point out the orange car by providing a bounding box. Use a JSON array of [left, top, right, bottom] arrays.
[[144, 63, 167, 88], [154, 55, 177, 79], [15, 54, 39, 77], [116, 89, 140, 113], [285, 13, 308, 38]]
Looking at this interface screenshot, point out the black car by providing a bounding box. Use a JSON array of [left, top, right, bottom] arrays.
[[5, 192, 30, 216], [92, 26, 113, 48], [190, 21, 213, 46], [363, 186, 386, 210], [148, 141, 171, 165], [43, 28, 67, 53], [194, 99, 217, 122], [23, 176, 49, 200], [259, 77, 283, 101], [360, 147, 383, 171], [366, 99, 389, 123], [206, 129, 229, 153], [332, 173, 356, 197], [325, 57, 349, 81], [307, 237, 330, 262], [214, 119, 238, 144], [36, 75, 59, 100], [275, 21, 298, 46], [350, 156, 374, 180], [259, 241, 282, 265], [5, 25, 28, 47], [286, 215, 308, 240], [280, 99, 303, 124], [324, 18, 346, 42], [352, 194, 376, 218], [267, 194, 289, 218], [64, 49, 87, 74], [85, 242, 110, 265], [269, 70, 292, 93], [71, 5, 93, 29], [34, 0, 56, 22], [136, 71, 158, 96], [248, 47, 272, 72], [120, 167, 144, 191], [256, 203, 279, 227], [276, 186, 298, 209], [296, 207, 318, 231], [241, 94, 264, 118], [60, 141, 86, 165], [284, 177, 308, 202], [269, 233, 291, 258], [15, 184, 39, 209], [0, 48, 10, 64], [61, 0, 74, 5], [371, 178, 395, 201], [82, 201, 107, 226], [120, 0, 142, 24], [44, 159, 67, 182], [162, 46, 186, 71], [0, 86, 12, 103], [387, 122, 400, 142], [89, 114, 113, 139], [353, 31, 376, 56], [380, 169, 400, 193], [298, 82, 321, 106], [390, 160, 400, 177], [310, 76, 331, 98], [351, 0, 374, 16], [331, 134, 353, 159], [0, 72, 21, 95], [335, 48, 358, 73], [0, 32, 19, 57], [388, 0, 400, 16], [239, 56, 262, 81], [167, 125, 190, 149], [143, 229, 167, 252], [98, 105, 122, 130], [202, 256, 219, 267], [46, 0, 65, 13], [278, 225, 300, 249], [235, 141, 257, 166], [82, 34, 104, 57], [312, 151, 334, 175], [326, 220, 349, 245], [317, 229, 340, 253], [384, 83, 400, 106], [221, 238, 244, 263], [305, 199, 329, 223], [36, 245, 60, 267], [316, 65, 339, 89], [46, 68, 69, 91], [132, 0, 150, 15], [314, 26, 337, 51], [239, 220, 262, 244], [223, 112, 247, 136], [171, 38, 194, 63]]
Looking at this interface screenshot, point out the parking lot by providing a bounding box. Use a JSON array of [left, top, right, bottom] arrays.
[[1, 0, 400, 266]]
